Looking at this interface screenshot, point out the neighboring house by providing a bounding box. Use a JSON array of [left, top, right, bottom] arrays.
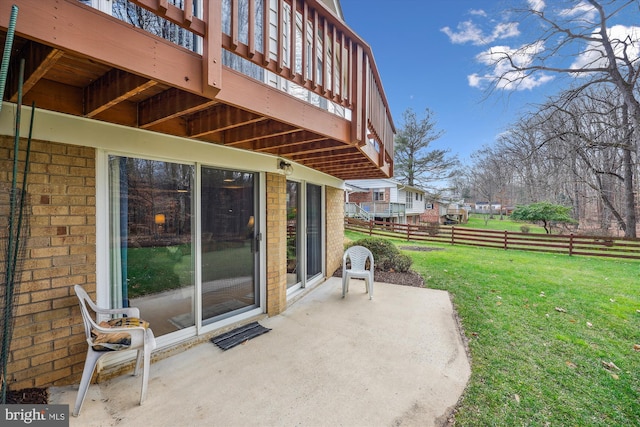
[[474, 201, 503, 214], [420, 201, 444, 224], [344, 179, 426, 224], [420, 199, 469, 225], [0, 0, 394, 390], [445, 200, 469, 224]]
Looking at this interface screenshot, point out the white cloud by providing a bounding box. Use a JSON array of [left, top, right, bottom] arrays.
[[559, 1, 597, 22], [441, 21, 520, 46], [470, 41, 554, 91], [441, 21, 484, 45], [469, 9, 487, 17], [476, 42, 545, 69], [491, 22, 520, 40], [467, 73, 483, 88], [570, 25, 640, 71], [527, 0, 545, 12]]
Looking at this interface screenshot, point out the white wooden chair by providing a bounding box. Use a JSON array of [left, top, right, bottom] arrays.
[[73, 285, 156, 416], [342, 245, 374, 299]]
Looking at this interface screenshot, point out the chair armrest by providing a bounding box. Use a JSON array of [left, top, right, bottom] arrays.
[[90, 324, 147, 349], [93, 306, 141, 318], [92, 324, 146, 334]]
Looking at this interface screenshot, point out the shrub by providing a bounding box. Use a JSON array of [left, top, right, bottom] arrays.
[[346, 237, 413, 272], [520, 225, 530, 234], [391, 253, 412, 272]]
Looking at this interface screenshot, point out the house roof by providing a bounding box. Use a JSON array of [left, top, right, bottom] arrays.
[[344, 182, 369, 193]]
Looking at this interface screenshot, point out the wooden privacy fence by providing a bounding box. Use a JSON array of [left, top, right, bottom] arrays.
[[345, 218, 640, 260]]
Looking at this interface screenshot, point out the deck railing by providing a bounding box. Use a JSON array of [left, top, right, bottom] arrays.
[[345, 202, 405, 219], [108, 0, 393, 172]]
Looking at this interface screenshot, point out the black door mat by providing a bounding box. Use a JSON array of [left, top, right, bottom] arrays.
[[211, 321, 271, 350]]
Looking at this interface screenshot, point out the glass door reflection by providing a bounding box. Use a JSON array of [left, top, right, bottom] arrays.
[[200, 167, 258, 324], [286, 181, 301, 288]]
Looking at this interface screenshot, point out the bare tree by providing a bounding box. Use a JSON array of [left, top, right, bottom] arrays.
[[542, 86, 635, 234], [484, 0, 639, 236], [469, 145, 515, 222], [488, 84, 637, 235]]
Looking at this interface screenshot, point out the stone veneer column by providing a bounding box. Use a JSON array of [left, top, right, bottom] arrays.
[[265, 172, 287, 315]]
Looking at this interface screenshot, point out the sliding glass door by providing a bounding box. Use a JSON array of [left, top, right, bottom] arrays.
[[108, 157, 259, 337], [200, 167, 258, 324], [286, 180, 301, 288], [306, 183, 322, 281], [108, 156, 195, 337]]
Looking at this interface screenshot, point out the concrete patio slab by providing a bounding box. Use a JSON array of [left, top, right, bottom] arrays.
[[50, 277, 471, 427]]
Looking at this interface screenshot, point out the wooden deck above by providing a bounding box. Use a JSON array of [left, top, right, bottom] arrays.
[[0, 0, 394, 179]]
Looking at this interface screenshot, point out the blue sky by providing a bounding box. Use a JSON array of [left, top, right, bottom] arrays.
[[339, 0, 640, 165]]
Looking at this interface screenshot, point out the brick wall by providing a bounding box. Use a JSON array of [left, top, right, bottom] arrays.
[[0, 136, 343, 389], [1, 136, 95, 389], [347, 190, 373, 204], [325, 186, 344, 276], [265, 172, 287, 316], [420, 203, 441, 224]]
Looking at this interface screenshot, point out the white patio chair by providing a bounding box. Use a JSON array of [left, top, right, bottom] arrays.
[[342, 245, 374, 299], [73, 285, 156, 416]]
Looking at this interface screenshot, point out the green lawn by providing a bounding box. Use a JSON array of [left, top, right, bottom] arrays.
[[461, 214, 547, 233], [345, 230, 640, 426]]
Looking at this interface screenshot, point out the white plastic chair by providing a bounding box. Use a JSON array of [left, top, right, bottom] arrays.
[[73, 285, 156, 417], [342, 245, 374, 299]]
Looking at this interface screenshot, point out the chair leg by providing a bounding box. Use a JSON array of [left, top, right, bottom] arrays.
[[369, 275, 373, 300], [73, 349, 102, 417], [133, 348, 143, 377], [139, 343, 152, 405], [342, 275, 347, 298], [139, 329, 156, 405]]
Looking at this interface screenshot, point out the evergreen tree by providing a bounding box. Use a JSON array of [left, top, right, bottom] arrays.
[[394, 108, 458, 196]]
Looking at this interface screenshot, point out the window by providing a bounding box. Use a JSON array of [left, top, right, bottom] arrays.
[[426, 203, 434, 210], [374, 190, 385, 201], [112, 0, 202, 52], [405, 191, 413, 209]]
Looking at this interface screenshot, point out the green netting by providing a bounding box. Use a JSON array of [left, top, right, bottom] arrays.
[[1, 186, 29, 402]]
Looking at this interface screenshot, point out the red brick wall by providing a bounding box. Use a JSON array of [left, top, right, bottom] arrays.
[[348, 191, 373, 203], [420, 204, 440, 224]]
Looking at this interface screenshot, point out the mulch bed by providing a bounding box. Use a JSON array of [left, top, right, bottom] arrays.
[[399, 246, 445, 252], [5, 387, 49, 404], [332, 267, 425, 288]]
